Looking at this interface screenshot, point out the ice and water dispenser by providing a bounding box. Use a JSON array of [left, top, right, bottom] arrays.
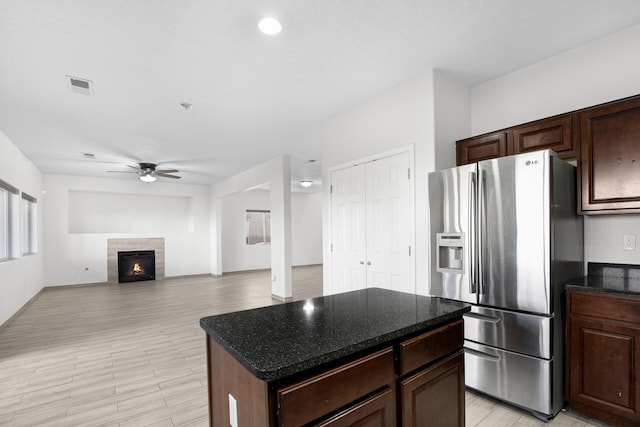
[[436, 233, 464, 273]]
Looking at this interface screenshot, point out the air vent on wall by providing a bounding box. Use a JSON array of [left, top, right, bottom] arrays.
[[67, 75, 93, 95]]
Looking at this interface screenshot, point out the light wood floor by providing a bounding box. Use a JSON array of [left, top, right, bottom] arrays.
[[0, 266, 609, 426]]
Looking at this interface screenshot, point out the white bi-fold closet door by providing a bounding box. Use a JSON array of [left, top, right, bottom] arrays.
[[330, 151, 414, 294]]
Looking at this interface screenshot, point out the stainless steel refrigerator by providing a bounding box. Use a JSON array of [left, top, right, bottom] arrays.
[[428, 149, 583, 419]]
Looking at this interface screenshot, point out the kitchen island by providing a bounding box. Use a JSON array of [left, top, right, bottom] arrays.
[[200, 287, 470, 426]]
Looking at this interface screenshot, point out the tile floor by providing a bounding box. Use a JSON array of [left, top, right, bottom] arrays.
[[0, 266, 610, 426]]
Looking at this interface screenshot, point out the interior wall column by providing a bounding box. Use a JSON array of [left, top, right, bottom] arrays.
[[270, 155, 292, 300], [210, 197, 222, 277]]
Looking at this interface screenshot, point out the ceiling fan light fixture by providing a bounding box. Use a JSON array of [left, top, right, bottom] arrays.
[[139, 174, 157, 183], [300, 180, 313, 188]]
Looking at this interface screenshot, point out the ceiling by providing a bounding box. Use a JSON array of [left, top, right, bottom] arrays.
[[2, 1, 640, 190]]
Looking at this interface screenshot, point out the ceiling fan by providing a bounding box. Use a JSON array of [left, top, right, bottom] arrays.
[[109, 162, 181, 182]]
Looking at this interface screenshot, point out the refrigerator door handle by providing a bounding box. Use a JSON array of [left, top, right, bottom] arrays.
[[478, 168, 485, 295], [469, 171, 477, 295]]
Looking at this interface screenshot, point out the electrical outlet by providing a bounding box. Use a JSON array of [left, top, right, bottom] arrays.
[[229, 394, 238, 427], [623, 234, 636, 251]]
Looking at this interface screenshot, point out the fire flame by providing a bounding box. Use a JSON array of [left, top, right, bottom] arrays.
[[132, 263, 144, 275]]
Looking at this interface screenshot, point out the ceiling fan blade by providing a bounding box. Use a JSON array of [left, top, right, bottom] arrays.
[[107, 170, 138, 174], [127, 164, 142, 171], [156, 169, 179, 174], [157, 173, 181, 179]]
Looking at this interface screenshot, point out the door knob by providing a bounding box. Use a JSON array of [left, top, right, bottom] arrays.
[[359, 261, 364, 265], [617, 388, 622, 398], [366, 261, 371, 266]]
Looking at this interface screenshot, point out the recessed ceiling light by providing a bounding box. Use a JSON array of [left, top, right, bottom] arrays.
[[300, 180, 313, 188], [258, 17, 282, 35]]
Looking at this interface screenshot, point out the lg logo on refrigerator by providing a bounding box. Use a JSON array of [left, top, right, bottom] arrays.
[[525, 160, 539, 166]]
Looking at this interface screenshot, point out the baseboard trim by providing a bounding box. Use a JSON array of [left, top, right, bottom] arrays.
[[271, 294, 294, 303], [0, 287, 45, 332], [221, 264, 323, 275]]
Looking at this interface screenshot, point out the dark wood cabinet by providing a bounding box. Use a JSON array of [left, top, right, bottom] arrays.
[[455, 114, 577, 166], [277, 347, 395, 426], [315, 387, 396, 427], [566, 290, 640, 426], [456, 132, 508, 165], [512, 114, 576, 159], [400, 351, 465, 427], [206, 319, 465, 426], [578, 95, 640, 214], [456, 93, 640, 215]]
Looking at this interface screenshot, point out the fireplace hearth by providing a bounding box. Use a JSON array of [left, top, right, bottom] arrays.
[[118, 250, 156, 283]]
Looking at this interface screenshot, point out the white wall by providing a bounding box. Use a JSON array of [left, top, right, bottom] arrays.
[[290, 191, 323, 266], [43, 174, 211, 286], [0, 130, 44, 326], [316, 69, 470, 295], [471, 25, 640, 134], [470, 24, 640, 268], [211, 155, 293, 298], [221, 190, 322, 273], [434, 69, 471, 170]]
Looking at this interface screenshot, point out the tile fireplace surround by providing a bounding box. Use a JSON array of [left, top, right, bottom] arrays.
[[107, 238, 165, 283]]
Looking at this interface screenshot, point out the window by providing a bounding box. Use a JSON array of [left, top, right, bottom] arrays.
[[21, 192, 37, 255], [246, 210, 271, 245], [0, 178, 19, 262]]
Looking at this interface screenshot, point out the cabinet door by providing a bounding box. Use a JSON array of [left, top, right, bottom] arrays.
[[579, 96, 640, 214], [512, 114, 576, 159], [568, 315, 640, 424], [314, 387, 396, 427], [456, 132, 508, 166], [400, 350, 464, 427]]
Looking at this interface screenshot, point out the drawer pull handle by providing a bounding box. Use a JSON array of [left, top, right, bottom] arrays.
[[464, 312, 500, 323], [617, 388, 622, 398], [465, 348, 500, 361]]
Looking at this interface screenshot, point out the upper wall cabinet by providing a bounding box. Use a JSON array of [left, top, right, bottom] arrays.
[[456, 93, 640, 215], [456, 132, 508, 165], [456, 114, 576, 166], [579, 95, 640, 214], [512, 114, 576, 159]]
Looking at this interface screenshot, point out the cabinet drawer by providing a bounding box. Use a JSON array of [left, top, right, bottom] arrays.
[[465, 341, 554, 415], [277, 347, 394, 426], [569, 291, 640, 324], [399, 320, 463, 376], [464, 307, 552, 358], [313, 386, 395, 427]]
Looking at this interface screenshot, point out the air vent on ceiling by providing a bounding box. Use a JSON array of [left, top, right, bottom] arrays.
[[82, 152, 95, 159], [67, 76, 93, 95]]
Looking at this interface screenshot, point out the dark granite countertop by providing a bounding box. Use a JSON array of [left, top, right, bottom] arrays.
[[200, 287, 470, 382], [566, 262, 640, 296]]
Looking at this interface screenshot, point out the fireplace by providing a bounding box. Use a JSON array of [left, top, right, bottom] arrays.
[[117, 250, 156, 283]]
